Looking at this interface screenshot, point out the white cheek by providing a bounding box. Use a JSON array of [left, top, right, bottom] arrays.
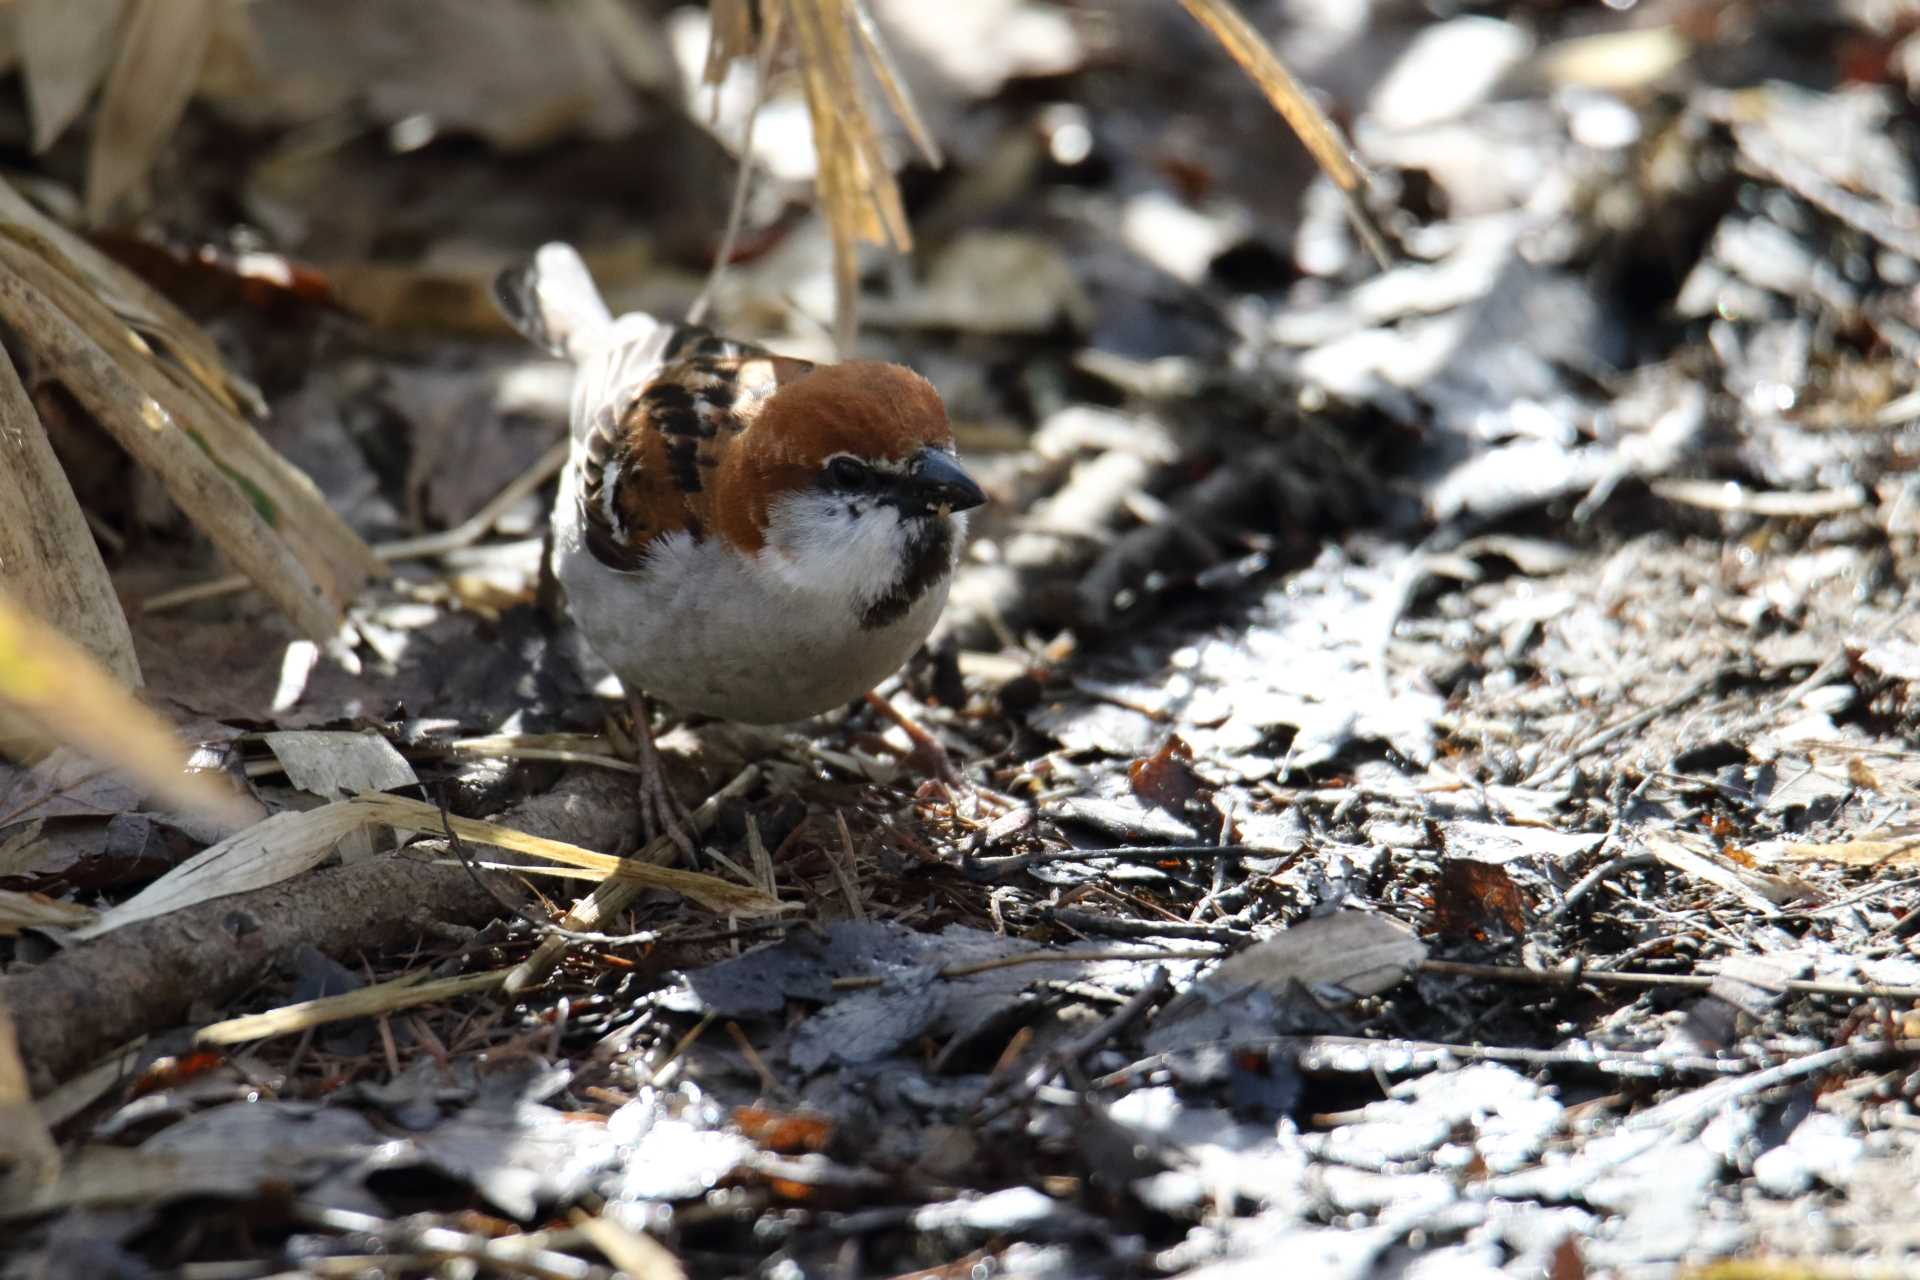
[[761, 491, 909, 610]]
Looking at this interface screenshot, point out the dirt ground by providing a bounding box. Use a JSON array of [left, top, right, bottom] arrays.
[[6, 2, 1920, 1277]]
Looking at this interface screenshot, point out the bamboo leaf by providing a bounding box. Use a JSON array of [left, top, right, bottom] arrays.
[[85, 0, 218, 222]]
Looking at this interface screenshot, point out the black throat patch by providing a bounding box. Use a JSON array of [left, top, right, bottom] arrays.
[[860, 518, 955, 631]]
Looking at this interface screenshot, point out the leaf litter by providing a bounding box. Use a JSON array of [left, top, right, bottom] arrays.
[[7, 2, 1920, 1276]]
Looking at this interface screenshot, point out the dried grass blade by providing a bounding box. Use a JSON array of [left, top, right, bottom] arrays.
[[1642, 831, 1814, 914], [84, 0, 218, 222], [351, 794, 787, 916], [849, 0, 942, 167], [0, 1002, 61, 1194], [1752, 833, 1920, 869], [0, 589, 254, 836], [1177, 0, 1391, 268], [689, 1, 785, 327], [195, 968, 510, 1047], [17, 0, 126, 154], [0, 890, 98, 936], [505, 765, 764, 993], [777, 0, 912, 348], [0, 222, 379, 598]]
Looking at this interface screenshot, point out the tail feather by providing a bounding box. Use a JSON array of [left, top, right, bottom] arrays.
[[494, 242, 614, 360], [499, 241, 680, 444]]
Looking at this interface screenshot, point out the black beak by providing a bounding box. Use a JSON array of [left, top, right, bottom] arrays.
[[899, 448, 987, 517]]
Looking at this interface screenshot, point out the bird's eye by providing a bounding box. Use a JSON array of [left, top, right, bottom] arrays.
[[826, 457, 872, 492]]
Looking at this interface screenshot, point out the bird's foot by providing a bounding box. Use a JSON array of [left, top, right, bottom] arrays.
[[626, 696, 702, 866], [864, 690, 964, 787]]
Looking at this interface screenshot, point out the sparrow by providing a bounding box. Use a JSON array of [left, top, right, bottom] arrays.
[[494, 244, 987, 853]]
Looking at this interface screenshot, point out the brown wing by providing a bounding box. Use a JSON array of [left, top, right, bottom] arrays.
[[577, 348, 814, 571]]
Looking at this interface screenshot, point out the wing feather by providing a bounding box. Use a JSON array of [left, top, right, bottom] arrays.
[[575, 347, 814, 572]]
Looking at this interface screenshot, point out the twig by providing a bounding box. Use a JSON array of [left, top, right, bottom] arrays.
[[979, 966, 1174, 1120], [962, 843, 1277, 882], [827, 810, 867, 920], [1523, 663, 1747, 788], [1626, 1040, 1920, 1133], [290, 1205, 598, 1280], [687, 2, 784, 327], [503, 765, 763, 994], [142, 440, 569, 613], [1049, 906, 1251, 942], [1419, 958, 1920, 1002], [726, 1019, 789, 1100], [436, 785, 665, 949], [1546, 852, 1657, 925], [1092, 1035, 1823, 1088], [828, 946, 1216, 992]]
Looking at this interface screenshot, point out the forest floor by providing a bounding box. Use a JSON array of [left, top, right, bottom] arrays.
[[6, 2, 1920, 1277]]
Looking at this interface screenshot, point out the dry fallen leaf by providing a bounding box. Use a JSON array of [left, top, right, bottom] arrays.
[[1429, 858, 1531, 941], [85, 0, 219, 222], [17, 0, 126, 155], [0, 890, 98, 936], [1642, 831, 1817, 913], [1129, 733, 1203, 812], [1747, 833, 1920, 870]]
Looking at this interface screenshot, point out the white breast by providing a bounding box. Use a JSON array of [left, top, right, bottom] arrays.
[[553, 468, 961, 723]]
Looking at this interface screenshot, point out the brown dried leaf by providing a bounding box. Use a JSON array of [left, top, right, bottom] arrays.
[[1428, 859, 1531, 942], [734, 1106, 835, 1154], [1129, 734, 1203, 812]]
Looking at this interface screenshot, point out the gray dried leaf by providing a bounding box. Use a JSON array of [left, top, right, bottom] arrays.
[[262, 730, 417, 801]]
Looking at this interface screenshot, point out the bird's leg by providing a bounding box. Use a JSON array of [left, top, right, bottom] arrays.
[[627, 692, 702, 866], [863, 690, 963, 786]]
